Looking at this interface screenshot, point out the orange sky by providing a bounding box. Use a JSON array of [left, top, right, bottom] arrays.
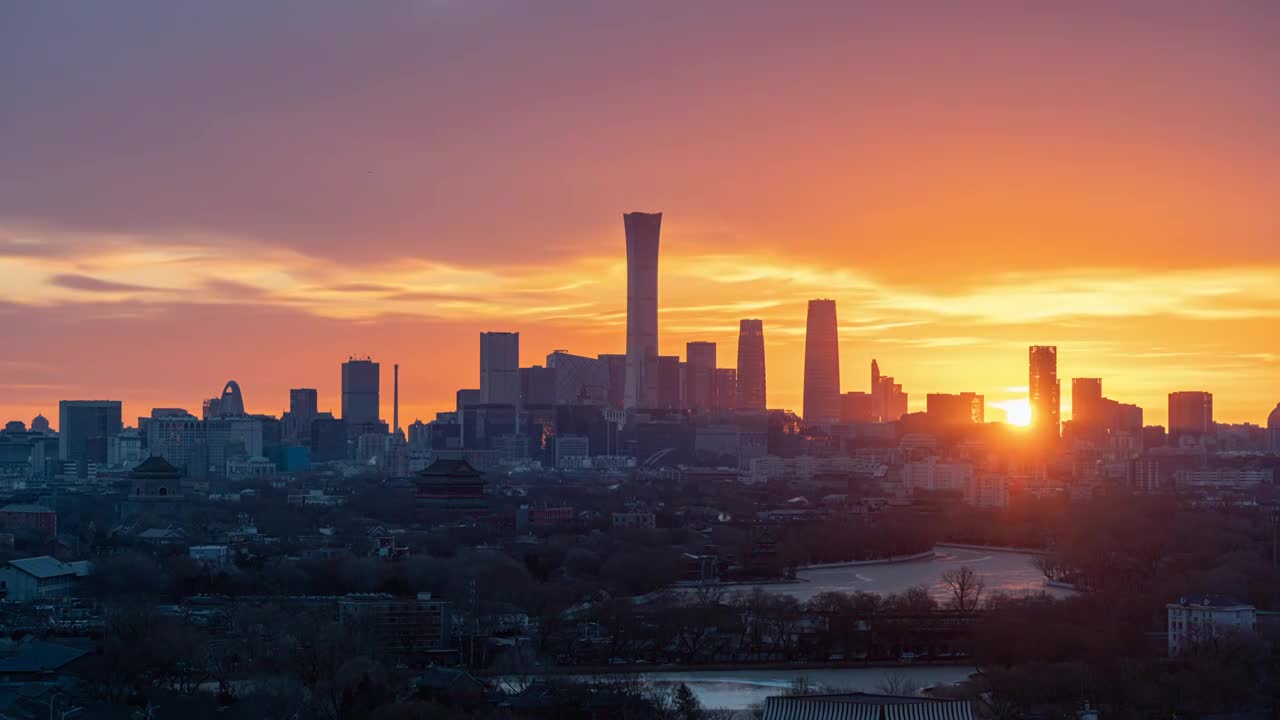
[[1, 3, 1277, 429]]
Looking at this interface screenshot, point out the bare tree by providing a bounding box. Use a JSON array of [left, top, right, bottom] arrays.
[[876, 671, 916, 696], [941, 565, 985, 613]]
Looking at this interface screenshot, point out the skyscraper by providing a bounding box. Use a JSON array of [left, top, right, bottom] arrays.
[[479, 332, 521, 407], [598, 354, 627, 409], [737, 319, 766, 411], [713, 368, 738, 411], [1268, 403, 1280, 453], [926, 393, 985, 426], [624, 211, 662, 409], [658, 355, 682, 409], [342, 358, 380, 424], [1029, 346, 1060, 439], [803, 299, 841, 424], [1071, 378, 1102, 427], [1168, 391, 1213, 442], [218, 380, 246, 416], [685, 341, 717, 411], [290, 388, 318, 418], [58, 400, 123, 463]]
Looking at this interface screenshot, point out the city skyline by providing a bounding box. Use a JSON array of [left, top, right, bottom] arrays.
[[2, 4, 1278, 427]]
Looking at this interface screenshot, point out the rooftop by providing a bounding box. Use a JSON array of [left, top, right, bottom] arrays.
[[6, 556, 79, 579], [0, 504, 55, 514], [129, 454, 182, 478], [418, 458, 484, 479], [1171, 594, 1254, 609], [0, 639, 89, 674], [763, 694, 973, 720]]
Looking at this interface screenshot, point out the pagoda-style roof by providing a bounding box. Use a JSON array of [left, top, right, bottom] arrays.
[[418, 458, 483, 480], [129, 455, 183, 479]]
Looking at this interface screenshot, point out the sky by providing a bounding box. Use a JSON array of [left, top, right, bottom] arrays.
[[2, 1, 1277, 429]]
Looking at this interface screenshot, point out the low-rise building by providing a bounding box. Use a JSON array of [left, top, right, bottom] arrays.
[[189, 544, 231, 569], [612, 511, 656, 530], [0, 556, 86, 603], [0, 504, 57, 537], [1167, 594, 1257, 657], [338, 592, 452, 658]]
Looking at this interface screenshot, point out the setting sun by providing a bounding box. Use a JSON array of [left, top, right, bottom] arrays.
[[993, 399, 1033, 427]]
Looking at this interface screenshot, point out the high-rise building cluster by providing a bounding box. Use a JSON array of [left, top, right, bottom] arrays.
[[4, 210, 1274, 489]]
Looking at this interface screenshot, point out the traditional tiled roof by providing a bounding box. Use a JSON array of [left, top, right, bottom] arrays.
[[763, 694, 973, 720], [419, 458, 483, 478], [130, 455, 182, 477]]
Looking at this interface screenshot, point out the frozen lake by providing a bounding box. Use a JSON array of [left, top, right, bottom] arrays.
[[627, 666, 975, 710], [738, 545, 1067, 603]]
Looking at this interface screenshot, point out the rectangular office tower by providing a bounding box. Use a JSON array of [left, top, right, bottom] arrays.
[[803, 299, 841, 424], [290, 388, 318, 417], [624, 211, 662, 409], [342, 358, 380, 424], [479, 331, 521, 407], [58, 400, 123, 462], [1071, 378, 1103, 430], [685, 341, 717, 410], [1168, 391, 1213, 441], [1029, 346, 1060, 439], [736, 319, 766, 411]]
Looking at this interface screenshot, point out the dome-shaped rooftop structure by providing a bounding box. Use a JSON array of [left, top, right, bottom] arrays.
[[1269, 402, 1280, 428]]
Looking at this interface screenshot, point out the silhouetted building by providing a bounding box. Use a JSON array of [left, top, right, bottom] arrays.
[[599, 353, 627, 408], [479, 332, 520, 407], [1071, 378, 1103, 431], [803, 299, 840, 424], [57, 400, 122, 465], [685, 341, 717, 410], [283, 388, 319, 444], [1168, 391, 1213, 444], [1100, 398, 1144, 434], [1029, 346, 1060, 440], [713, 368, 738, 411], [29, 415, 49, 433], [737, 319, 767, 411], [519, 365, 557, 407], [926, 392, 984, 427], [546, 351, 608, 405], [658, 355, 682, 410], [1268, 403, 1280, 452], [218, 380, 246, 416], [840, 392, 874, 424], [290, 388, 318, 417], [870, 360, 909, 423], [342, 358, 380, 424], [624, 211, 662, 409], [310, 417, 348, 462]]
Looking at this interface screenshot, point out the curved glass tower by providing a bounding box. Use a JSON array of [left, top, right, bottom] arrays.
[[624, 212, 662, 409]]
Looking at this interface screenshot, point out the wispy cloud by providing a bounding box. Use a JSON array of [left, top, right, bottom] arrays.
[[49, 273, 162, 293]]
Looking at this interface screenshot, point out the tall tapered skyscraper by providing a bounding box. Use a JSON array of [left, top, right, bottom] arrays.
[[1029, 346, 1060, 439], [736, 319, 766, 410], [803, 299, 841, 424], [624, 211, 662, 409]]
